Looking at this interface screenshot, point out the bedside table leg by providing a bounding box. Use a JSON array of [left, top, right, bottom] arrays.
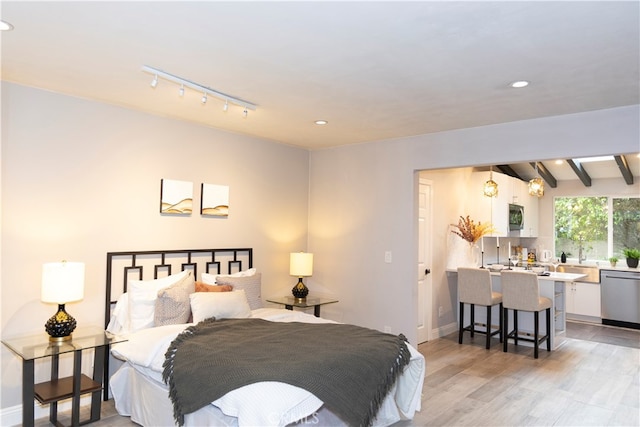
[[22, 359, 35, 427], [89, 346, 107, 422], [71, 349, 82, 426], [50, 354, 60, 425], [314, 306, 321, 317]]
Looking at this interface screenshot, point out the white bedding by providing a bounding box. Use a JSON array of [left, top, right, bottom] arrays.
[[110, 308, 425, 426]]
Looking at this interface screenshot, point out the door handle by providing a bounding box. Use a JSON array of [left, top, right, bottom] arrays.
[[425, 268, 431, 275]]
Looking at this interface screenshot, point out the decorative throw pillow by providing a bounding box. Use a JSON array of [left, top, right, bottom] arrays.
[[128, 270, 190, 332], [195, 281, 233, 293], [189, 290, 252, 322], [201, 268, 256, 285], [215, 273, 263, 310], [155, 272, 196, 326]]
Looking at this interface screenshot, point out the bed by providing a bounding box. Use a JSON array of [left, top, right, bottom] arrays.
[[104, 248, 425, 426]]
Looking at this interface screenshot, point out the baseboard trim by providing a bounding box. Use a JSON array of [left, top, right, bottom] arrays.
[[432, 321, 458, 339], [1, 396, 91, 426]]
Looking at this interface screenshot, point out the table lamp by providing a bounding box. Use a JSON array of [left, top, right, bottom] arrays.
[[41, 261, 85, 342], [290, 252, 313, 301]]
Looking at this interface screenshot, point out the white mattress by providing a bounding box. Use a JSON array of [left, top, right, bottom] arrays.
[[110, 308, 425, 426]]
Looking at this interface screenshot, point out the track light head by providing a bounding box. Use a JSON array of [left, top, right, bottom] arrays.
[[201, 93, 207, 104], [178, 85, 185, 97], [243, 107, 248, 118], [223, 101, 229, 112], [150, 75, 158, 88]]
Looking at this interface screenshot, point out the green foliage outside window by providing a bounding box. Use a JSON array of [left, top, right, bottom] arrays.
[[555, 196, 640, 261], [613, 198, 640, 254]]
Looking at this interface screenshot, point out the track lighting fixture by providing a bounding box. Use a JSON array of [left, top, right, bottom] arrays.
[[142, 65, 257, 118]]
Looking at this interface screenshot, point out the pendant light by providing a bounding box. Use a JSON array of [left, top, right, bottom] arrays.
[[483, 166, 499, 197], [528, 163, 545, 197]]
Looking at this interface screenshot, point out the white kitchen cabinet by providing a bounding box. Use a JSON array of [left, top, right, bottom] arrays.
[[511, 178, 539, 237], [469, 171, 538, 237], [565, 281, 601, 319]]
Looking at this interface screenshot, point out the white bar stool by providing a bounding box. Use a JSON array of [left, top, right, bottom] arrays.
[[501, 270, 552, 358], [458, 267, 503, 349]]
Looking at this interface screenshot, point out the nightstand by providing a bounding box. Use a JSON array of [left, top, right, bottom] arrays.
[[266, 296, 338, 317], [1, 325, 126, 427]]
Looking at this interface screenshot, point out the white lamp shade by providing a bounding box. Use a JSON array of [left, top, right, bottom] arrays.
[[41, 262, 85, 303], [290, 252, 313, 277]]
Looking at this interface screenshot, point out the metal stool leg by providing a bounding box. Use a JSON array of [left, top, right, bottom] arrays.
[[458, 302, 464, 344], [499, 303, 503, 343], [486, 305, 492, 349], [503, 307, 509, 353], [546, 307, 551, 352], [534, 310, 540, 359]]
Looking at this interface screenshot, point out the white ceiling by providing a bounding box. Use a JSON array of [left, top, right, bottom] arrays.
[[1, 1, 639, 160]]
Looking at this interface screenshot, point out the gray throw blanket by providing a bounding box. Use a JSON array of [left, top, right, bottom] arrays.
[[162, 317, 411, 426]]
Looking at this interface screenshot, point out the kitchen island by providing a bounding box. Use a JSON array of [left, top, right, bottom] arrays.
[[448, 269, 587, 350]]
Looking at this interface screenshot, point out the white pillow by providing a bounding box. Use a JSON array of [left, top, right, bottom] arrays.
[[201, 268, 256, 285], [106, 293, 131, 335], [190, 290, 252, 323], [128, 270, 190, 332]]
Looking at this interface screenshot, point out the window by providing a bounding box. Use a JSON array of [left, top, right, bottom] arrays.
[[554, 196, 640, 261]]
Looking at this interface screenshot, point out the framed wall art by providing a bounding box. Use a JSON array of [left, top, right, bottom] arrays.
[[160, 179, 193, 215], [201, 183, 229, 217]]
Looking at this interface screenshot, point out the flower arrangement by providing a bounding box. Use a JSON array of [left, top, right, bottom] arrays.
[[451, 215, 495, 244]]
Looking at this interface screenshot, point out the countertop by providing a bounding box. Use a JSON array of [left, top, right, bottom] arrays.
[[447, 269, 587, 282], [538, 262, 638, 273]]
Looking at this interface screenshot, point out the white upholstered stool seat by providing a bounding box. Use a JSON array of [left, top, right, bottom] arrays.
[[501, 270, 552, 359], [458, 267, 503, 349]]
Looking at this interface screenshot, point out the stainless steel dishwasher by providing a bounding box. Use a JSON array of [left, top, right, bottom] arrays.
[[600, 269, 640, 329]]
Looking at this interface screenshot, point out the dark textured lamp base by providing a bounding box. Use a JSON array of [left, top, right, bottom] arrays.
[[45, 304, 77, 342], [292, 278, 309, 301]]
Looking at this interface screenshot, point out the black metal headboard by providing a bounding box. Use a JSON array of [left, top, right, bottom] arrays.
[[103, 248, 252, 401], [104, 248, 253, 329]]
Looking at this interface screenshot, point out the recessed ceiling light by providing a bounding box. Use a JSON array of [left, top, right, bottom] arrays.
[[0, 20, 14, 31], [555, 160, 563, 165], [314, 120, 328, 125], [510, 80, 529, 88]]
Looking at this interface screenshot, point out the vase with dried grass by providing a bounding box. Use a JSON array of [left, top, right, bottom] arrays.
[[450, 216, 496, 268]]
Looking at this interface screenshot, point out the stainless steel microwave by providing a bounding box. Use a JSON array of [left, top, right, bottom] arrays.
[[509, 204, 524, 230]]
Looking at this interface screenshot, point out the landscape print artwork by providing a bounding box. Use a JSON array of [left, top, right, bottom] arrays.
[[160, 179, 193, 214], [201, 183, 229, 216]]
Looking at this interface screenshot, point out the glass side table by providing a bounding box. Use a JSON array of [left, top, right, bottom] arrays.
[[266, 296, 338, 317], [1, 325, 127, 427]]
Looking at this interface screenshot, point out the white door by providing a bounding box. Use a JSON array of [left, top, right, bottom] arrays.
[[417, 178, 433, 343]]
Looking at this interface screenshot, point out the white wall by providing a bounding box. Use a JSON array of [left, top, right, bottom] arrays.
[[0, 83, 311, 410], [309, 105, 640, 343], [2, 82, 638, 415]]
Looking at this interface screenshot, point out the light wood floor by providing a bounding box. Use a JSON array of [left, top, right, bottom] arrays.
[[35, 321, 639, 427]]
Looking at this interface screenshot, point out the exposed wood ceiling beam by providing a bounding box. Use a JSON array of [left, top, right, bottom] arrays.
[[566, 159, 592, 187], [614, 155, 634, 185], [496, 165, 522, 180], [529, 162, 558, 188]]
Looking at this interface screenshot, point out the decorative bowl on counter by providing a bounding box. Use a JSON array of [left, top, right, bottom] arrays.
[[531, 266, 546, 275], [488, 264, 504, 271]]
